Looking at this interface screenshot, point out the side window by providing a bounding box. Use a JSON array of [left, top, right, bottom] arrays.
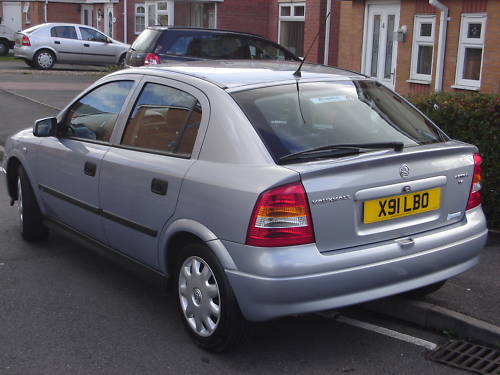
[[50, 26, 78, 40], [166, 35, 197, 56], [80, 27, 107, 42], [248, 39, 292, 61], [203, 35, 249, 59], [62, 81, 134, 142], [122, 83, 202, 156]]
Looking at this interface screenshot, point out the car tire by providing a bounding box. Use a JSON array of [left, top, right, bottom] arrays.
[[118, 54, 126, 68], [0, 40, 9, 56], [33, 49, 55, 70], [17, 165, 49, 241], [23, 59, 35, 68], [405, 280, 447, 297], [175, 242, 247, 352]]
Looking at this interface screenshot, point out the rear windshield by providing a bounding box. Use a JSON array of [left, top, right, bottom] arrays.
[[232, 80, 445, 161], [23, 24, 44, 34], [131, 29, 161, 52]]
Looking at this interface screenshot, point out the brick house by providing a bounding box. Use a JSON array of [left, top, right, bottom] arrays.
[[337, 0, 500, 94], [2, 0, 498, 94]]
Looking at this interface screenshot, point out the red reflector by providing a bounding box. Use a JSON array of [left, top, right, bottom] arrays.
[[21, 35, 31, 46], [144, 53, 160, 65], [466, 153, 483, 210], [246, 182, 315, 247]]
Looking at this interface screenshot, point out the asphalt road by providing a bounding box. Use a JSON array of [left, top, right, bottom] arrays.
[[0, 62, 474, 374]]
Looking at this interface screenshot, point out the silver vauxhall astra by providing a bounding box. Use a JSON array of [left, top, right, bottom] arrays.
[[1, 61, 487, 351], [13, 23, 129, 70]]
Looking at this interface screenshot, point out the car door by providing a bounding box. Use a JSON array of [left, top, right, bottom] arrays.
[[78, 26, 117, 65], [99, 77, 209, 268], [49, 25, 81, 63], [36, 78, 139, 243]]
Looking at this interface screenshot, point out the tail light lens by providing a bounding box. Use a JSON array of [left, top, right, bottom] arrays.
[[21, 35, 31, 46], [144, 53, 160, 65], [466, 153, 483, 210], [246, 182, 315, 247]]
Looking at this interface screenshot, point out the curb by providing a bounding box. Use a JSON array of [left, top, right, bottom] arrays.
[[362, 297, 500, 348]]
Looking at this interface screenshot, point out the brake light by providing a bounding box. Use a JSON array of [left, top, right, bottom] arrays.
[[144, 53, 160, 65], [466, 153, 483, 210], [21, 35, 31, 46], [246, 182, 315, 247]]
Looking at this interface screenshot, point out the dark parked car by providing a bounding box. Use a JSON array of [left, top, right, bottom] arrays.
[[125, 27, 300, 67]]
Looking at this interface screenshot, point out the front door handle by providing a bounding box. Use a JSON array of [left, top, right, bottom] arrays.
[[84, 43, 90, 47], [54, 40, 61, 44], [84, 162, 97, 177], [151, 178, 168, 195]]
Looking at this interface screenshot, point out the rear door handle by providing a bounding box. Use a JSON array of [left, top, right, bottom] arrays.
[[84, 162, 97, 177], [54, 41, 61, 44], [84, 43, 90, 47], [151, 178, 168, 195]]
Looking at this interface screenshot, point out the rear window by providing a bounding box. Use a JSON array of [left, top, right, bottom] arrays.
[[23, 24, 44, 34], [131, 29, 161, 52], [232, 80, 445, 161]]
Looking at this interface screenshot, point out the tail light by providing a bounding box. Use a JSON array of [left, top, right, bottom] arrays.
[[466, 153, 483, 210], [21, 35, 31, 46], [144, 53, 160, 65], [246, 182, 315, 247]]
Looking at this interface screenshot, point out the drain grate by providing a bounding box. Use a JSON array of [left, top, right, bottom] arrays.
[[429, 340, 500, 375]]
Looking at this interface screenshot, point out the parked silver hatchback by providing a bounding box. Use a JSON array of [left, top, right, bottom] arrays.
[[14, 23, 129, 70], [2, 61, 487, 351]]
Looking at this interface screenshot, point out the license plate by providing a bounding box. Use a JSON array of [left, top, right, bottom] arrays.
[[363, 188, 441, 224]]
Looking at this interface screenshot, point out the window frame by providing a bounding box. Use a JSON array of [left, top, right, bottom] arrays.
[[278, 2, 306, 57], [145, 0, 174, 27], [454, 13, 487, 90], [135, 4, 146, 34], [60, 79, 137, 145], [410, 15, 435, 83]]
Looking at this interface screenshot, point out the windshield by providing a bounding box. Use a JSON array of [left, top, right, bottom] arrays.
[[131, 29, 161, 52], [232, 80, 445, 162]]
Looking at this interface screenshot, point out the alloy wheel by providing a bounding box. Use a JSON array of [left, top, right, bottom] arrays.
[[37, 52, 53, 69]]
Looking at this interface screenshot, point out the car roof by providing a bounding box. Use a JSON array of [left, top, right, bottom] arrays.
[[145, 26, 266, 39], [120, 60, 366, 90]]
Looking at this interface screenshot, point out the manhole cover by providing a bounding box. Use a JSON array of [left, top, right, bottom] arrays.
[[429, 340, 500, 374]]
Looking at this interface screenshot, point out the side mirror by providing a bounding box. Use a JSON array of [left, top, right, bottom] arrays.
[[33, 117, 57, 137]]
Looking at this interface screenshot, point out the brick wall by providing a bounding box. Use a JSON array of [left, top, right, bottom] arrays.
[[337, 0, 364, 71], [47, 2, 80, 24], [217, 0, 272, 39]]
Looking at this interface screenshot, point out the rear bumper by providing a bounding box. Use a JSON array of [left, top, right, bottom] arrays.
[[224, 207, 487, 321], [13, 46, 34, 60]]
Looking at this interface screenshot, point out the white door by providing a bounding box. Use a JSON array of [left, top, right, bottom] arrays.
[[363, 3, 400, 89], [81, 5, 93, 27], [104, 4, 113, 37], [3, 2, 22, 32]]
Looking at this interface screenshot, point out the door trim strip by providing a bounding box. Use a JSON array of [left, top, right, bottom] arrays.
[[39, 184, 158, 237]]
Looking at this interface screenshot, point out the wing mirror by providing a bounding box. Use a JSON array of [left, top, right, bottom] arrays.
[[33, 117, 57, 137]]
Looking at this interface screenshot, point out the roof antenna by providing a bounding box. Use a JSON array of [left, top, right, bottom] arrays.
[[293, 9, 332, 78]]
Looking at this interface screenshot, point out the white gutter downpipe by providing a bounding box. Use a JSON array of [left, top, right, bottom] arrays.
[[323, 0, 332, 65], [123, 0, 128, 43], [429, 0, 448, 92], [44, 0, 48, 23]]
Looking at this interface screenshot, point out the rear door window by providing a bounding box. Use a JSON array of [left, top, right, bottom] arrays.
[[50, 26, 78, 39], [163, 34, 249, 59], [121, 82, 202, 156]]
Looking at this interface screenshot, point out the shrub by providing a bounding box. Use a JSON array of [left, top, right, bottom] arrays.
[[408, 92, 500, 228]]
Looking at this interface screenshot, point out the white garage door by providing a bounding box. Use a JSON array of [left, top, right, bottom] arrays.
[[2, 2, 22, 32]]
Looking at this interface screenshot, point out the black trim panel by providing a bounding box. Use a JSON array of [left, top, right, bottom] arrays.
[[39, 184, 157, 237], [59, 51, 115, 57], [39, 184, 99, 214]]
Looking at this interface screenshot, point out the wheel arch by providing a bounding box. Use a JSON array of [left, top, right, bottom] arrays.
[[6, 156, 22, 201], [34, 47, 58, 62], [160, 219, 238, 278]]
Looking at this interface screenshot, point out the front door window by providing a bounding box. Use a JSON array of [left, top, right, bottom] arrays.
[[364, 5, 400, 89]]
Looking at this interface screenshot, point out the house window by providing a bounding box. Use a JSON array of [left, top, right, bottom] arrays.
[[410, 15, 435, 82], [135, 4, 145, 34], [278, 2, 305, 57], [455, 14, 487, 90], [145, 1, 173, 27], [23, 2, 30, 24]]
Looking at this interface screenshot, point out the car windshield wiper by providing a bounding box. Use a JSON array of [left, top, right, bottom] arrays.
[[279, 142, 404, 163]]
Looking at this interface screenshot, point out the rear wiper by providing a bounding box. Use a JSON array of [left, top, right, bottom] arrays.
[[279, 142, 404, 163]]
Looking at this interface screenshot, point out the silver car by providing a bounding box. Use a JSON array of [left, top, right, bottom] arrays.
[[1, 61, 487, 351], [13, 23, 129, 70]]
